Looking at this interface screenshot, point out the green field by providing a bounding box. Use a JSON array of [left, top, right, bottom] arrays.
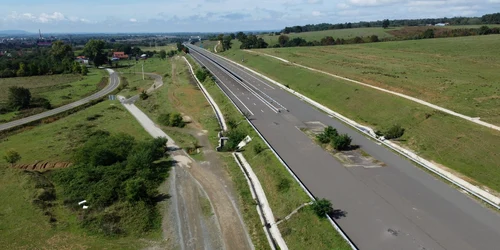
[[138, 44, 177, 52], [0, 100, 149, 165], [0, 69, 106, 122], [220, 39, 500, 194], [0, 98, 166, 249], [258, 35, 500, 125], [261, 27, 396, 46]]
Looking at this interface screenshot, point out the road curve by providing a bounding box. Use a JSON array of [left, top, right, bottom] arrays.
[[187, 44, 500, 250], [0, 69, 120, 132]]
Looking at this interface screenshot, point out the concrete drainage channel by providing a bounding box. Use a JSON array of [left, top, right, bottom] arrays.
[[209, 51, 500, 211], [184, 57, 289, 250]]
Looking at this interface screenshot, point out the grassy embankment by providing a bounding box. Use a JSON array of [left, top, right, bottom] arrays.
[[0, 69, 106, 122], [185, 55, 351, 250], [0, 98, 169, 249], [219, 35, 500, 193]]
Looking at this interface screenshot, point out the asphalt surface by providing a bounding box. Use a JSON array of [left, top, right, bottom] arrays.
[[0, 69, 120, 132], [187, 44, 500, 250]]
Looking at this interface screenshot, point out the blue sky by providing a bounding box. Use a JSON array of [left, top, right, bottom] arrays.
[[0, 0, 499, 33]]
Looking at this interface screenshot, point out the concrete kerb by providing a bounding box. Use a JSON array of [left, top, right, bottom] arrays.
[[182, 56, 227, 132], [188, 50, 357, 250], [213, 50, 500, 210], [233, 153, 278, 250], [246, 50, 500, 132]]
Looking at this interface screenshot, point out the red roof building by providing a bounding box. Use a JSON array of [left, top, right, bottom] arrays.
[[112, 52, 128, 59]]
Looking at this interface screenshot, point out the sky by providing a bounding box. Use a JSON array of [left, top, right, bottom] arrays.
[[0, 0, 499, 33]]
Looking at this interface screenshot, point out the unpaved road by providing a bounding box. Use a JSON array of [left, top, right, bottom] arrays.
[[120, 72, 253, 249]]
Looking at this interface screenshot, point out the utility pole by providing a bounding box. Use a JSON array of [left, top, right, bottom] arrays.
[[142, 61, 145, 80]]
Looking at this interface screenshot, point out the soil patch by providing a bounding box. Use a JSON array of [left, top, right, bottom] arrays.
[[13, 161, 72, 171]]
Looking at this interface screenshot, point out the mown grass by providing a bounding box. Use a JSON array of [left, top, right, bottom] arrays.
[[260, 27, 396, 46], [220, 46, 500, 193], [0, 100, 149, 165], [186, 55, 351, 249], [260, 35, 500, 125], [0, 98, 165, 249]]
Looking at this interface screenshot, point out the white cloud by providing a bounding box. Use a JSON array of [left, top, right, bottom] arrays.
[[129, 18, 137, 22], [312, 11, 323, 16], [348, 0, 406, 6], [38, 12, 66, 23]]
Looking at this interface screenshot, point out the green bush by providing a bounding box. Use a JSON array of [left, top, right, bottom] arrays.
[[253, 143, 265, 154], [170, 113, 185, 128], [195, 68, 208, 82], [223, 129, 247, 151], [140, 90, 149, 100], [384, 124, 405, 140], [317, 126, 352, 151], [158, 113, 171, 126], [311, 198, 333, 218], [316, 126, 338, 144], [158, 113, 184, 128], [8, 86, 31, 110], [30, 97, 52, 109], [331, 134, 352, 151]]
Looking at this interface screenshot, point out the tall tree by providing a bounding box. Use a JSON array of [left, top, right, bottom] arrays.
[[382, 19, 390, 28], [222, 35, 232, 51], [278, 35, 290, 47], [159, 50, 167, 60], [51, 40, 74, 61], [8, 86, 31, 110], [83, 40, 106, 68]]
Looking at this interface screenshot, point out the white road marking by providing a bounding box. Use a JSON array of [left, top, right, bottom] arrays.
[[261, 110, 264, 113]]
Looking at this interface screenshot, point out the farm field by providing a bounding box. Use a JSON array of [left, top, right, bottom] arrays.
[[259, 35, 500, 125], [260, 27, 397, 45], [138, 44, 177, 52], [219, 42, 500, 194]]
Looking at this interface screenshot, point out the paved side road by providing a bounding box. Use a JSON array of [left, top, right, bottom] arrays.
[[187, 44, 500, 250], [0, 69, 120, 132]]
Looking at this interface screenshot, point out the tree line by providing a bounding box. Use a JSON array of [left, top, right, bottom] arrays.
[[281, 12, 500, 34], [270, 25, 500, 49]]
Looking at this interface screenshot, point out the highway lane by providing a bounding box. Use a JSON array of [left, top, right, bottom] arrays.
[[0, 69, 120, 132], [187, 44, 500, 250]]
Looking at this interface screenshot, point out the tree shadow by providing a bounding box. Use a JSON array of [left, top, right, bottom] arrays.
[[153, 193, 171, 203], [329, 209, 348, 219]]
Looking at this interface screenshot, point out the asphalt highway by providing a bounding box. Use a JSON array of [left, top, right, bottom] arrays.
[[187, 44, 500, 250], [0, 69, 120, 132]]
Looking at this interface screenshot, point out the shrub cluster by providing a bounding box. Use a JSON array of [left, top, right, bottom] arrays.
[[158, 113, 185, 128], [51, 132, 169, 235], [316, 126, 352, 151]]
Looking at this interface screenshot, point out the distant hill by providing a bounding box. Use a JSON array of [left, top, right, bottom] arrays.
[[0, 30, 32, 35]]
